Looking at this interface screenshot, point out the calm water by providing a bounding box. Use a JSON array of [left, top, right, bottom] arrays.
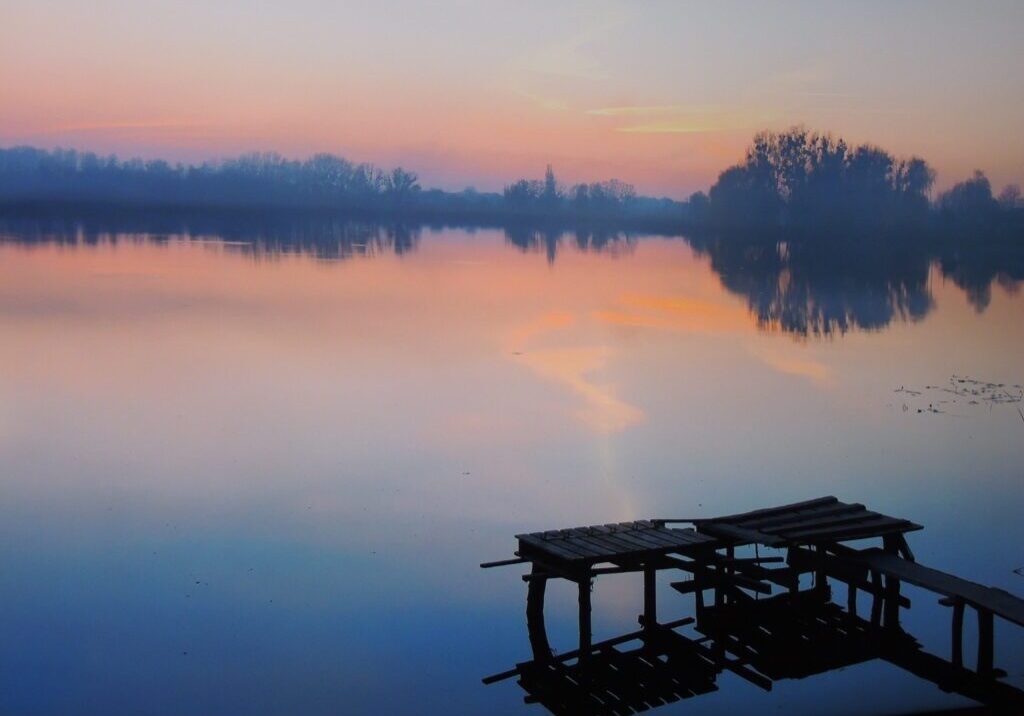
[[1, 220, 1022, 715]]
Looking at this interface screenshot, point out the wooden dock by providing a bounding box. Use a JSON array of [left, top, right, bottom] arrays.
[[482, 495, 1024, 714]]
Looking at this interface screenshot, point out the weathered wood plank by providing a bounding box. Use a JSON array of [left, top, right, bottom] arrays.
[[665, 528, 716, 546], [766, 510, 880, 536], [559, 534, 620, 559], [616, 529, 676, 550], [584, 529, 657, 555], [480, 556, 527, 569], [742, 502, 866, 530], [783, 516, 917, 542], [634, 529, 690, 549], [698, 496, 838, 525], [517, 533, 587, 562], [697, 522, 785, 547], [840, 548, 1024, 627]]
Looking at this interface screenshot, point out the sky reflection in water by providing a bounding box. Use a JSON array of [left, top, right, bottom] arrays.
[[0, 225, 1022, 715]]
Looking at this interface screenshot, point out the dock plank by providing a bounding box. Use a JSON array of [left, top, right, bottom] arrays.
[[769, 510, 882, 535], [743, 502, 866, 530], [784, 516, 920, 542], [698, 496, 838, 525], [839, 549, 1024, 627], [697, 522, 785, 547]]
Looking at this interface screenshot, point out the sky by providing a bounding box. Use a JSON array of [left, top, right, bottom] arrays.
[[2, 0, 1023, 198]]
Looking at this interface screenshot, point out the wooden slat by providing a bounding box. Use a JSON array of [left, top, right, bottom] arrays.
[[659, 528, 716, 544], [565, 528, 628, 554], [639, 529, 693, 549], [623, 530, 680, 553], [593, 524, 676, 553], [480, 557, 527, 569], [517, 533, 587, 562], [785, 517, 917, 542], [745, 502, 867, 530], [586, 529, 657, 555], [841, 549, 1024, 627], [664, 528, 714, 545], [697, 522, 785, 547], [616, 528, 676, 550], [558, 534, 619, 559], [768, 510, 882, 536], [535, 535, 596, 560], [699, 496, 838, 525]]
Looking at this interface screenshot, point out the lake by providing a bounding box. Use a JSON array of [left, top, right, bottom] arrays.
[[1, 218, 1022, 715]]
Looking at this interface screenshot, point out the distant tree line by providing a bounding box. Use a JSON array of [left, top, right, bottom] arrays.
[[2, 132, 1022, 237], [0, 147, 422, 209], [501, 165, 655, 218], [0, 146, 682, 226], [688, 126, 1023, 234]]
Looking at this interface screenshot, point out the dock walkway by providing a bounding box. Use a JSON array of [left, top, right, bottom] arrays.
[[482, 495, 1024, 714]]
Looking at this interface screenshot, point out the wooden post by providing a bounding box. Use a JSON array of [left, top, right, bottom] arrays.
[[884, 575, 901, 629], [785, 547, 799, 598], [977, 608, 994, 676], [895, 534, 916, 562], [725, 545, 735, 605], [694, 565, 705, 618], [815, 544, 828, 597], [526, 564, 552, 662], [578, 574, 592, 661], [869, 570, 883, 627], [714, 549, 726, 608], [643, 564, 657, 630], [951, 599, 964, 669], [882, 536, 901, 628]]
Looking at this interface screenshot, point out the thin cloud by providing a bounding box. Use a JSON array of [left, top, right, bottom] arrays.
[[43, 120, 214, 134], [586, 105, 697, 117], [615, 121, 739, 134], [586, 104, 768, 134]]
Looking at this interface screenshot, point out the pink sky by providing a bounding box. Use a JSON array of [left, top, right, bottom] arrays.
[[2, 1, 1023, 198]]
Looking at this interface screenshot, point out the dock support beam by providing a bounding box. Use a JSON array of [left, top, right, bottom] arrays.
[[951, 599, 964, 668], [526, 564, 552, 661], [579, 575, 592, 660], [643, 564, 657, 630], [870, 570, 883, 626], [815, 545, 828, 597], [884, 575, 902, 628], [882, 536, 902, 629], [978, 609, 994, 676]]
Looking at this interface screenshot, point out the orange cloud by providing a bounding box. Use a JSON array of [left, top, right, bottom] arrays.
[[505, 310, 644, 433], [513, 347, 645, 434], [595, 293, 751, 334], [752, 349, 834, 387]]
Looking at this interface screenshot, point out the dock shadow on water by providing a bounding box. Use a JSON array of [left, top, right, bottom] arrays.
[[482, 497, 1024, 715]]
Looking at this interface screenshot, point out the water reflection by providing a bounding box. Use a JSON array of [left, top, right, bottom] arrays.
[[1, 213, 1022, 715], [686, 233, 935, 337], [938, 241, 1024, 312], [2, 210, 1020, 338], [492, 590, 1024, 715], [505, 225, 638, 263], [0, 210, 420, 261]]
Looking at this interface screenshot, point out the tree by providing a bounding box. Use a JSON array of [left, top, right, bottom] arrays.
[[706, 126, 935, 229], [542, 164, 560, 209], [939, 171, 999, 218], [998, 184, 1021, 210], [384, 168, 419, 204]]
